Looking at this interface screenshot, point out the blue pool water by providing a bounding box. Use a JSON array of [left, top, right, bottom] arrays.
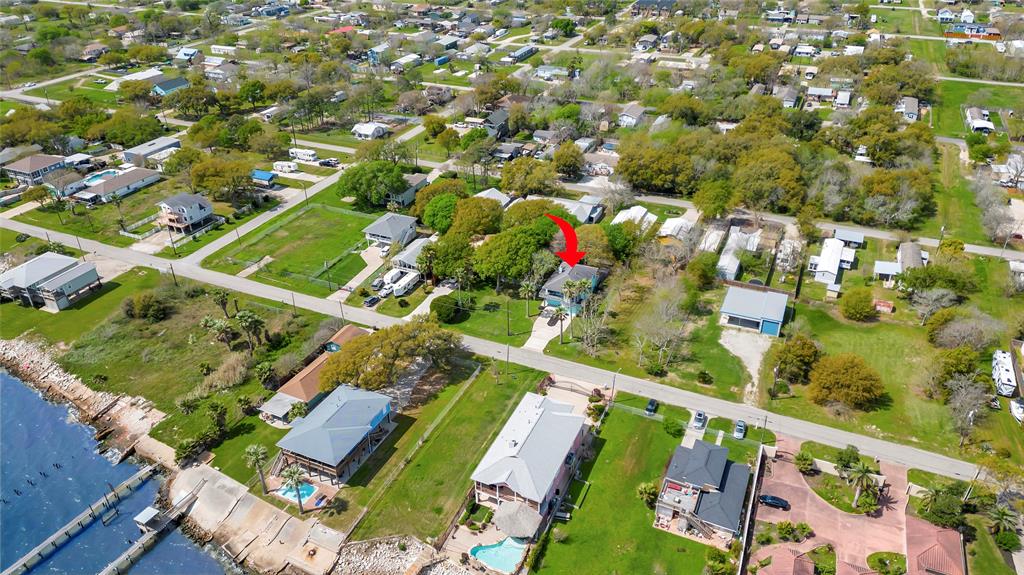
[[276, 482, 316, 504], [83, 169, 119, 186], [0, 371, 231, 574], [470, 537, 528, 574]]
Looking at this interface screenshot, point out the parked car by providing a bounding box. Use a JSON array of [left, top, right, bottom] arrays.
[[733, 420, 747, 439], [318, 158, 340, 167], [693, 411, 707, 429], [645, 398, 659, 416], [380, 244, 391, 256], [362, 295, 380, 307], [759, 495, 790, 510], [379, 285, 394, 298], [371, 277, 384, 291]]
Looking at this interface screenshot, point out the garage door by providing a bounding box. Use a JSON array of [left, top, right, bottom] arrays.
[[726, 316, 761, 330]]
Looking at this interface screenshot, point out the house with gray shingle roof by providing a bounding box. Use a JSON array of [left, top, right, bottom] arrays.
[[362, 213, 417, 248], [471, 393, 587, 522], [656, 440, 751, 539], [276, 385, 393, 484]]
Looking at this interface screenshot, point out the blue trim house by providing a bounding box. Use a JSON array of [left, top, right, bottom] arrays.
[[540, 262, 606, 313], [150, 77, 189, 97], [719, 286, 789, 337]]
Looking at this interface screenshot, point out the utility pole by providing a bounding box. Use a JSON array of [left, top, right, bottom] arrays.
[[167, 224, 178, 257], [337, 299, 346, 325], [169, 263, 179, 287], [290, 292, 297, 314]]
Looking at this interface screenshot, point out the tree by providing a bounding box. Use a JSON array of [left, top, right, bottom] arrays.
[[280, 464, 306, 514], [119, 80, 154, 106], [794, 450, 815, 474], [211, 289, 230, 318], [334, 160, 406, 208], [988, 505, 1017, 535], [775, 335, 821, 385], [235, 309, 265, 354], [552, 307, 568, 344], [553, 141, 584, 180], [473, 227, 546, 288], [238, 79, 265, 110], [911, 288, 959, 324], [687, 252, 719, 290], [946, 373, 989, 446], [436, 128, 460, 158], [430, 233, 475, 279], [636, 481, 658, 509], [839, 287, 878, 321], [848, 461, 875, 508], [410, 179, 467, 219], [732, 147, 805, 215], [519, 278, 538, 317], [500, 156, 558, 196], [423, 193, 459, 233], [692, 180, 734, 220], [575, 224, 614, 268], [423, 114, 447, 138], [288, 402, 308, 421], [450, 196, 504, 236], [244, 444, 269, 494], [808, 354, 884, 410], [22, 186, 50, 206], [200, 315, 234, 350], [430, 293, 459, 323]]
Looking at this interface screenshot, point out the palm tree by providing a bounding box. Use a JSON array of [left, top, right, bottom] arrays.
[[211, 289, 230, 318], [988, 504, 1018, 534], [561, 279, 590, 339], [919, 487, 940, 513], [235, 310, 265, 354], [201, 315, 234, 351], [553, 308, 568, 344], [280, 464, 306, 514], [519, 279, 537, 318], [847, 461, 875, 508], [244, 444, 269, 495]]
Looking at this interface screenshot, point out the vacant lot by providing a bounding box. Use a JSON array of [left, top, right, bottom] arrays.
[[917, 145, 990, 245], [203, 203, 375, 296], [537, 399, 710, 574]]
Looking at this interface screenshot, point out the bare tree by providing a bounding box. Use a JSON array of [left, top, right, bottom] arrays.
[[911, 288, 959, 324], [945, 373, 989, 447], [933, 311, 1003, 351], [603, 176, 636, 213]]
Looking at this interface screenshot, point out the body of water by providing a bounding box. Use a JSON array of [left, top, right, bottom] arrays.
[[0, 371, 233, 574]]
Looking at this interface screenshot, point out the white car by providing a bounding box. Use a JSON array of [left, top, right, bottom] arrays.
[[22, 82, 36, 88], [379, 285, 394, 298], [996, 42, 1006, 53]]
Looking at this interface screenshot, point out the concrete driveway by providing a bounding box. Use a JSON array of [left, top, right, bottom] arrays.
[[523, 313, 563, 351], [753, 439, 908, 568]]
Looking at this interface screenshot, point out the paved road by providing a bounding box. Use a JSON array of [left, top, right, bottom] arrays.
[[0, 215, 980, 481], [936, 75, 1024, 88]]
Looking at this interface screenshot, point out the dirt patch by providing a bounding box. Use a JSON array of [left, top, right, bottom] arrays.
[[718, 327, 772, 406]]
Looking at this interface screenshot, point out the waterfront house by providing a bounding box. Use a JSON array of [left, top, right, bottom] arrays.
[[0, 252, 101, 312], [275, 385, 393, 484], [655, 440, 751, 540], [471, 393, 586, 524]]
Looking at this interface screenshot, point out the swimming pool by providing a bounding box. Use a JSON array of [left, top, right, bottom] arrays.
[[470, 537, 528, 574], [276, 482, 316, 505], [83, 169, 119, 186]]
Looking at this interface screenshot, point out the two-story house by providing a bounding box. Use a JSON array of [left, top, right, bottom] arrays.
[[540, 262, 606, 313], [157, 193, 215, 233]]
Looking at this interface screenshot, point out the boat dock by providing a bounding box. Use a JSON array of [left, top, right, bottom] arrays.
[[98, 479, 207, 575], [1, 465, 158, 575]]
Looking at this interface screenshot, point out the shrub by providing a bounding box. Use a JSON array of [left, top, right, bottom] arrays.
[[662, 418, 684, 438], [527, 529, 551, 571], [397, 298, 410, 308], [839, 287, 878, 321], [586, 402, 605, 420], [204, 353, 251, 391], [836, 445, 862, 470], [176, 396, 200, 415], [551, 528, 568, 543], [808, 354, 884, 410], [636, 481, 658, 509], [459, 509, 471, 525], [919, 493, 965, 528], [794, 450, 816, 474], [756, 532, 774, 546], [795, 522, 813, 540], [697, 370, 714, 386], [357, 287, 370, 297], [430, 294, 459, 323], [644, 359, 666, 376], [777, 521, 796, 541], [687, 252, 719, 290], [994, 530, 1021, 552]]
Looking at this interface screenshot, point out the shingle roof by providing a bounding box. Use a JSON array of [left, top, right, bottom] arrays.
[[152, 77, 189, 93], [471, 393, 585, 503], [694, 460, 750, 532], [541, 262, 602, 294], [278, 325, 369, 402], [159, 192, 210, 210], [4, 154, 64, 174], [665, 440, 728, 488], [362, 212, 417, 240], [276, 385, 392, 466], [90, 168, 159, 197]]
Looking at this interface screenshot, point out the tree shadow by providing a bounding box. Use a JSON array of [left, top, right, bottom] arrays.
[[223, 420, 256, 442], [343, 413, 415, 488]]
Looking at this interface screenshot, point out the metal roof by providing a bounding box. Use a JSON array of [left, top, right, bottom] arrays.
[[0, 252, 79, 289], [834, 228, 864, 244], [276, 385, 392, 466], [720, 286, 789, 323], [393, 236, 436, 268]]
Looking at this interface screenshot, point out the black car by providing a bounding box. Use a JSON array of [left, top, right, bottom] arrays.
[[363, 295, 380, 307], [319, 158, 340, 167], [759, 495, 790, 510], [645, 398, 659, 416]]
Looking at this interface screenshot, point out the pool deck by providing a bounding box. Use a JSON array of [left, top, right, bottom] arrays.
[[442, 523, 505, 561], [264, 475, 338, 511]]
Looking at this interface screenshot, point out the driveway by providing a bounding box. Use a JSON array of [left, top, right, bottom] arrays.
[[718, 327, 772, 405], [523, 314, 563, 351], [753, 440, 908, 568]]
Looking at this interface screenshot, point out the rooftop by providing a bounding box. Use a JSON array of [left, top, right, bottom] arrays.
[[720, 286, 789, 323], [276, 385, 392, 466]]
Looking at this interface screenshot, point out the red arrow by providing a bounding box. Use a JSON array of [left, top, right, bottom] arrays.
[[545, 213, 585, 268]]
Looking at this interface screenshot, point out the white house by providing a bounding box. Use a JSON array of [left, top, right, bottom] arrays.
[[938, 8, 955, 23], [0, 252, 102, 312], [351, 122, 389, 140], [73, 168, 161, 204], [474, 188, 514, 209], [807, 238, 855, 285], [618, 102, 645, 128], [960, 8, 975, 23], [362, 213, 417, 247], [157, 193, 215, 233], [210, 44, 237, 56], [392, 235, 438, 271], [658, 217, 695, 240], [122, 137, 181, 165]]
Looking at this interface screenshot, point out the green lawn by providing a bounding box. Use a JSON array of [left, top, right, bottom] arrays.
[[0, 267, 159, 343], [932, 80, 1024, 138], [917, 144, 990, 245], [867, 552, 907, 574], [906, 39, 950, 74], [707, 417, 776, 466], [438, 286, 536, 346], [906, 468, 950, 491], [966, 515, 1016, 575], [0, 227, 82, 266], [537, 403, 711, 574], [353, 362, 546, 540], [26, 76, 123, 107], [807, 544, 838, 574], [210, 415, 289, 484], [375, 284, 431, 317], [869, 8, 942, 35], [202, 203, 376, 297]]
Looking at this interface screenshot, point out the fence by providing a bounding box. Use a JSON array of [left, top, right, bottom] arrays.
[[118, 213, 161, 240], [736, 445, 768, 575], [167, 216, 226, 249]]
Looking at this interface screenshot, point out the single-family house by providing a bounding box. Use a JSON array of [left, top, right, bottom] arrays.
[[906, 516, 966, 575], [384, 173, 427, 207], [806, 86, 835, 103], [611, 205, 657, 232], [618, 102, 645, 128], [960, 8, 975, 23], [392, 235, 438, 271], [73, 168, 161, 204], [471, 393, 587, 522], [362, 213, 417, 248], [655, 440, 751, 539], [351, 122, 390, 140], [3, 154, 66, 185], [173, 47, 202, 66], [150, 77, 190, 98], [835, 90, 852, 109], [509, 45, 537, 63], [833, 228, 865, 248], [635, 34, 659, 51], [776, 86, 800, 109], [474, 188, 514, 209], [843, 45, 865, 56], [484, 109, 510, 139], [275, 385, 394, 484], [540, 262, 606, 313], [807, 237, 855, 285], [765, 9, 796, 22], [157, 193, 215, 233], [873, 242, 929, 283], [631, 0, 677, 17], [966, 107, 994, 133], [0, 252, 101, 312], [260, 325, 369, 422], [80, 42, 109, 62], [938, 8, 955, 22], [534, 65, 570, 82], [205, 62, 240, 83], [210, 44, 237, 56], [717, 226, 761, 281], [491, 143, 522, 162], [390, 53, 422, 73], [435, 34, 461, 50], [548, 195, 604, 224], [896, 96, 920, 121], [122, 137, 181, 165], [793, 44, 817, 58]]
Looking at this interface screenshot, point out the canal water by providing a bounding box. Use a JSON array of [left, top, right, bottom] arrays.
[[0, 371, 234, 574]]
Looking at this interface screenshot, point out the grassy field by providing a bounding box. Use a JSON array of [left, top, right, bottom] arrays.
[[966, 515, 1016, 575], [0, 267, 159, 343], [932, 80, 1024, 138], [353, 363, 546, 540], [707, 417, 776, 466], [917, 145, 990, 245], [537, 401, 711, 574], [869, 8, 942, 35], [26, 76, 122, 107], [434, 286, 536, 346], [202, 203, 376, 297], [905, 39, 949, 74]]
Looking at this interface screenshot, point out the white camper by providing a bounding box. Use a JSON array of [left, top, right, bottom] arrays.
[[392, 271, 421, 297], [273, 161, 298, 173], [288, 148, 318, 162], [382, 268, 406, 286]]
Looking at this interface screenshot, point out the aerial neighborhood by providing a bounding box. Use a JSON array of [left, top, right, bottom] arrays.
[[1, 0, 1024, 574]]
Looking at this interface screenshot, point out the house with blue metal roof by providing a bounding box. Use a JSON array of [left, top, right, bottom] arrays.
[[251, 169, 276, 187], [719, 285, 789, 337], [276, 385, 393, 484]]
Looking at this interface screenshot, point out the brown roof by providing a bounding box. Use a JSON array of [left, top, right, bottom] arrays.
[[760, 549, 816, 575], [277, 325, 369, 402], [4, 154, 64, 174], [90, 168, 160, 196], [907, 516, 965, 575], [836, 561, 877, 575]]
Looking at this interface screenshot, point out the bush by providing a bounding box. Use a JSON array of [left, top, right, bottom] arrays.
[[755, 532, 774, 546], [697, 370, 714, 386], [835, 445, 862, 470], [644, 359, 666, 376], [687, 252, 719, 290], [398, 298, 410, 308], [122, 291, 171, 323], [662, 418, 684, 438], [839, 287, 878, 321], [795, 522, 813, 540], [357, 287, 370, 297], [203, 353, 251, 391], [176, 396, 200, 415], [586, 402, 605, 420], [430, 294, 459, 323], [636, 481, 658, 508], [777, 521, 796, 541], [994, 530, 1021, 552], [794, 450, 816, 474], [527, 529, 551, 571]]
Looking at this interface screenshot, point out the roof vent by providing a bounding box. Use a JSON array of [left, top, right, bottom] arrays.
[[509, 439, 518, 448]]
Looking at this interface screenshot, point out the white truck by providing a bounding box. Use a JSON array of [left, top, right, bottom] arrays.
[[392, 271, 421, 297]]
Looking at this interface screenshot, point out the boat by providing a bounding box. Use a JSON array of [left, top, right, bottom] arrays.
[[1011, 398, 1024, 424]]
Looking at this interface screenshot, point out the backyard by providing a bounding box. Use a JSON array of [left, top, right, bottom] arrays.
[[202, 202, 376, 297], [536, 397, 712, 574], [932, 80, 1024, 138]]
